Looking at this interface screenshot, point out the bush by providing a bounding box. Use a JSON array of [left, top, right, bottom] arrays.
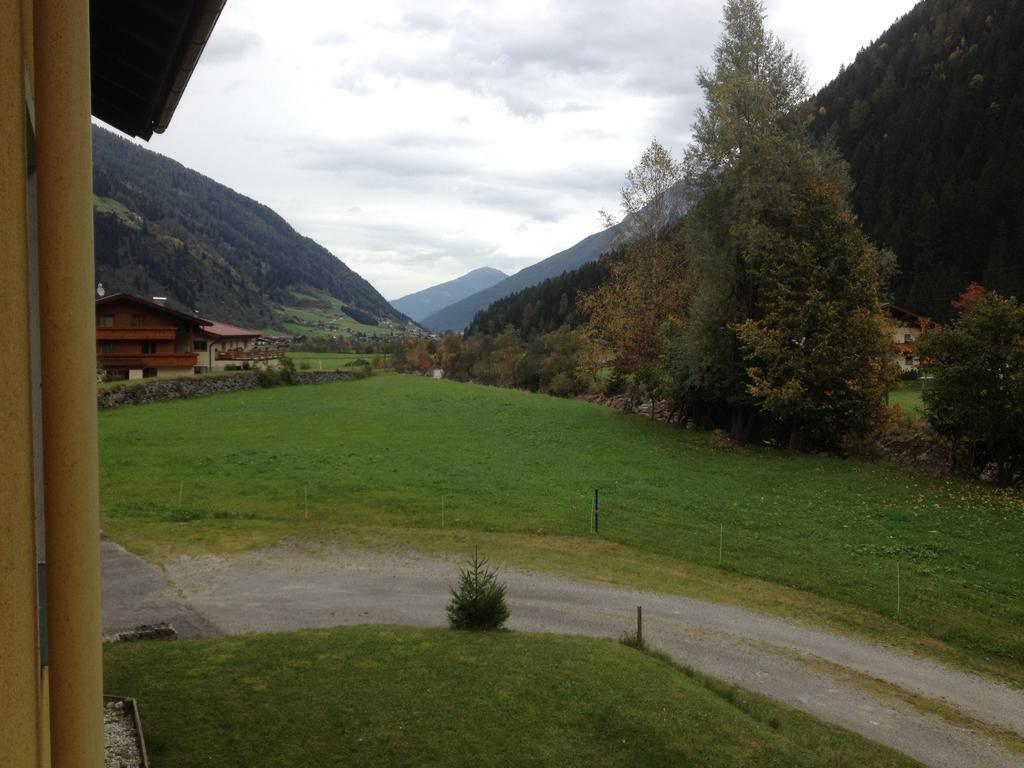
[[604, 367, 628, 397], [446, 548, 509, 631], [618, 628, 647, 651], [919, 289, 1024, 484]]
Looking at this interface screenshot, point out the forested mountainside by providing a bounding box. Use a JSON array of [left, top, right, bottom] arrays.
[[391, 267, 507, 323], [422, 182, 689, 332], [92, 126, 408, 329], [421, 227, 617, 332], [811, 0, 1024, 319], [466, 258, 611, 338]]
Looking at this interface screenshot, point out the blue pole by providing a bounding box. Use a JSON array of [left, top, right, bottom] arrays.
[[593, 488, 599, 534]]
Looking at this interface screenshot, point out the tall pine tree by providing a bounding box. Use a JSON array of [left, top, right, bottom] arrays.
[[670, 0, 894, 449]]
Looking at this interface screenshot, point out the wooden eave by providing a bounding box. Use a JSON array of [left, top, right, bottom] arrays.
[[90, 0, 226, 140]]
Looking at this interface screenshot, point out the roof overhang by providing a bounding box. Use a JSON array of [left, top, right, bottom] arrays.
[[90, 0, 226, 140], [96, 293, 212, 326]]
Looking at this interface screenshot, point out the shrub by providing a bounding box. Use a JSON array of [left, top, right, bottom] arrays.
[[298, 360, 312, 370], [279, 355, 296, 384], [618, 628, 647, 651], [446, 548, 509, 630], [255, 368, 280, 388], [919, 289, 1024, 484], [604, 367, 628, 397]]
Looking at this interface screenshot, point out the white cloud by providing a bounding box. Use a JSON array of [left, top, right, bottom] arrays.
[[128, 0, 919, 298]]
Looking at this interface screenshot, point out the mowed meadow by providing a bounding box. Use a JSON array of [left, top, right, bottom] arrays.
[[104, 626, 918, 768], [99, 375, 1024, 685]]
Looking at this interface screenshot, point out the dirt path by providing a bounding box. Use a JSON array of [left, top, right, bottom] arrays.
[[103, 541, 1024, 768], [101, 539, 219, 640]]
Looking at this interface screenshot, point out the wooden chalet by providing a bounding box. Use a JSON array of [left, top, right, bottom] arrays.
[[96, 293, 209, 379], [882, 303, 938, 373], [195, 319, 283, 372]]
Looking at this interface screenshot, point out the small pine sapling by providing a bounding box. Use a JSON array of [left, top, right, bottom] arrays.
[[446, 547, 509, 630]]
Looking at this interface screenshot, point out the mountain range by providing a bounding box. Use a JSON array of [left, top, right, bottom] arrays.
[[391, 267, 507, 323], [92, 125, 408, 330], [421, 182, 689, 332]]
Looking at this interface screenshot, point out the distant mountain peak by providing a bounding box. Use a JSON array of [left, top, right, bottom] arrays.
[[421, 181, 689, 332], [390, 267, 508, 323]]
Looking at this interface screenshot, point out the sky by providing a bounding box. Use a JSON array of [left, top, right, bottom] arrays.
[[119, 0, 920, 300]]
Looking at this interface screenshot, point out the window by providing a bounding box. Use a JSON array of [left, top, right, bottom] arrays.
[[141, 342, 157, 354], [193, 339, 208, 352], [100, 315, 114, 327], [903, 333, 913, 344], [99, 341, 118, 354], [131, 315, 143, 327]]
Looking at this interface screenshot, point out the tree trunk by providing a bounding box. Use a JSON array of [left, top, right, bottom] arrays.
[[788, 424, 803, 452], [730, 406, 745, 442]]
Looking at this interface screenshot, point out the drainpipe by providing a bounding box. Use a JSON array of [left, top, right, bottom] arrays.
[[34, 0, 103, 766]]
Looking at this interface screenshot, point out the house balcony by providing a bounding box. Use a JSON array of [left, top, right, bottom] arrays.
[[97, 327, 177, 341], [216, 348, 284, 361], [98, 353, 198, 369]]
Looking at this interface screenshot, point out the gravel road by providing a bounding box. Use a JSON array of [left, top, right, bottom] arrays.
[[102, 539, 1024, 768]]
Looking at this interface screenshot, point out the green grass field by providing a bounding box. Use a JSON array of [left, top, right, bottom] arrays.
[[273, 289, 403, 337], [889, 381, 927, 422], [93, 194, 141, 227], [99, 376, 1024, 685], [104, 626, 918, 768], [286, 351, 378, 370]]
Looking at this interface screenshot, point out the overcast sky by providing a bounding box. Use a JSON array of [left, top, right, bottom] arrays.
[[122, 0, 919, 300]]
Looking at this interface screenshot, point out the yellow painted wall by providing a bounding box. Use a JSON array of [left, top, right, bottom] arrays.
[[0, 2, 44, 767]]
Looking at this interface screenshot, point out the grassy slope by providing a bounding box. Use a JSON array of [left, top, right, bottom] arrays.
[[94, 194, 138, 224], [889, 381, 927, 422], [273, 289, 402, 337], [104, 626, 918, 768], [99, 376, 1024, 685]]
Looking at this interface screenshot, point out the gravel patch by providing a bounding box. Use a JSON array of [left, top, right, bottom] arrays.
[[104, 700, 142, 768]]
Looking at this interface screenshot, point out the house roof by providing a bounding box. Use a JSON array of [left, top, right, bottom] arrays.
[[90, 0, 226, 140], [96, 292, 211, 326], [881, 303, 937, 329], [199, 320, 263, 338]]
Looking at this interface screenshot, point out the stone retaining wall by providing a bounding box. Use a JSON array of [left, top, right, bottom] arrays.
[[98, 370, 360, 409]]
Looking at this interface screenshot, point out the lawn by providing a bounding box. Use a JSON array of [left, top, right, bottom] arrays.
[[889, 380, 927, 422], [99, 375, 1024, 685], [103, 626, 919, 768], [286, 351, 379, 370]]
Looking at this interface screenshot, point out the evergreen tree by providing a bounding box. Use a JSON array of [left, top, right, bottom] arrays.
[[811, 0, 1024, 317], [671, 0, 893, 448]]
